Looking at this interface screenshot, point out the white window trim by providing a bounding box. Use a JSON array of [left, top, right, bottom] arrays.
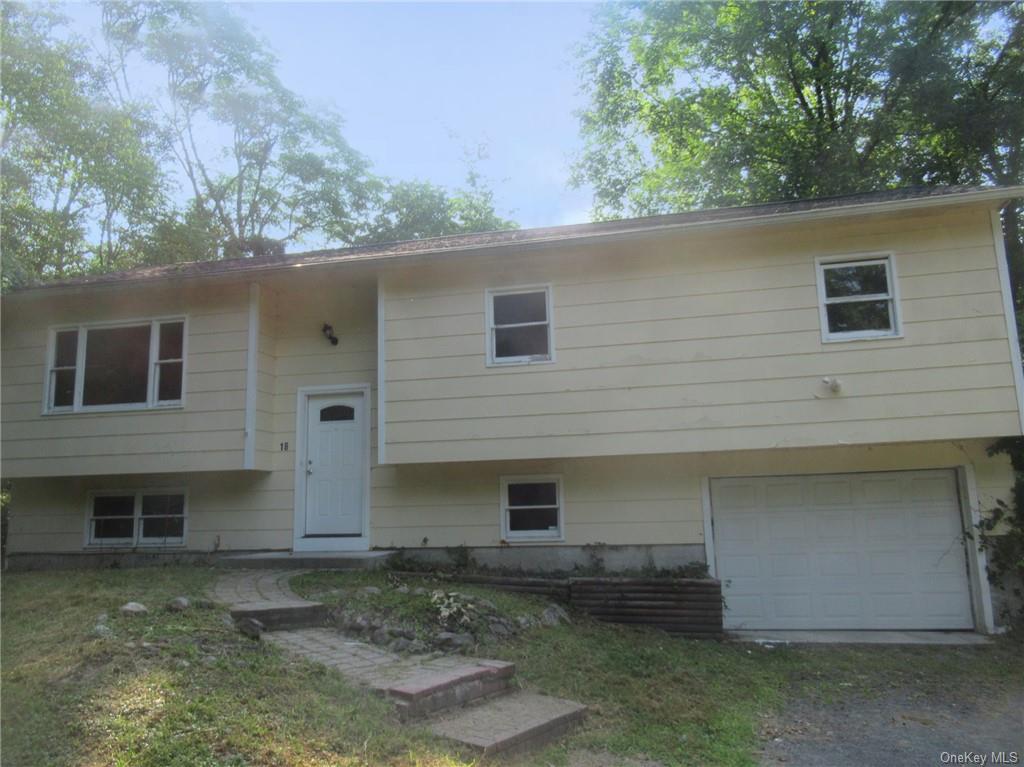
[[43, 315, 188, 414], [815, 253, 902, 343], [499, 474, 564, 543], [84, 488, 189, 548], [485, 284, 556, 366]]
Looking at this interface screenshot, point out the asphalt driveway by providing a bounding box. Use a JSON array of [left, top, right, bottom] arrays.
[[759, 648, 1024, 767]]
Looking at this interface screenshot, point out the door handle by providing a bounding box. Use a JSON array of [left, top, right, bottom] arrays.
[[306, 459, 313, 476]]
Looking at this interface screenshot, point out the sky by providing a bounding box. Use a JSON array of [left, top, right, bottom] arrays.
[[61, 1, 600, 231]]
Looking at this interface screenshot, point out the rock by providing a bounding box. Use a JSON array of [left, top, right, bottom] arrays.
[[166, 596, 190, 612], [96, 612, 109, 624], [516, 614, 539, 629], [477, 598, 497, 611], [347, 615, 370, 633], [541, 604, 571, 627], [389, 637, 412, 653], [236, 617, 265, 639], [92, 623, 114, 638], [120, 602, 148, 616], [412, 587, 427, 596], [436, 631, 474, 651], [488, 619, 512, 638], [360, 586, 382, 596], [370, 628, 391, 645], [201, 655, 218, 666], [389, 626, 415, 640], [407, 639, 429, 654], [395, 585, 410, 594]]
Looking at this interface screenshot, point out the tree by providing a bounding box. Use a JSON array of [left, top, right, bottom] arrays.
[[574, 1, 1021, 216], [1, 2, 165, 287], [358, 158, 517, 245], [101, 1, 378, 257]]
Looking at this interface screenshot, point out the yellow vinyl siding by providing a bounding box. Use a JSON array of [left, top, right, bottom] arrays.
[[382, 205, 1021, 463], [6, 439, 1007, 553], [1, 283, 250, 477]]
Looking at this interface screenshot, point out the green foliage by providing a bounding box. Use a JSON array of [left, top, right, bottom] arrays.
[[2, 3, 518, 288], [357, 148, 517, 245], [982, 437, 1024, 620], [1, 2, 165, 288], [100, 1, 379, 257], [575, 1, 1022, 217]]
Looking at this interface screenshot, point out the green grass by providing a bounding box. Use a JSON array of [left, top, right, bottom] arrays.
[[0, 567, 469, 767], [292, 569, 547, 635], [4, 567, 1022, 767]]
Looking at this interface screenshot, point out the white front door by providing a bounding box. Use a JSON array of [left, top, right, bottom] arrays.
[[712, 470, 974, 630], [303, 394, 366, 540]]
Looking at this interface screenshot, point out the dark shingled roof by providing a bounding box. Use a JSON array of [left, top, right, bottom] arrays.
[[11, 185, 1020, 295]]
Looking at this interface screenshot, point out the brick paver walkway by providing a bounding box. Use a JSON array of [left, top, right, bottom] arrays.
[[211, 569, 313, 610], [212, 568, 586, 754]]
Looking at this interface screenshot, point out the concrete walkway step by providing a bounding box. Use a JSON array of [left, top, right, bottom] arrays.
[[386, 659, 515, 719], [217, 551, 396, 570], [230, 601, 329, 631], [429, 691, 587, 757]]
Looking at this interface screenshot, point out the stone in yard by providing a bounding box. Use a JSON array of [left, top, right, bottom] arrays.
[[389, 637, 412, 653], [120, 602, 148, 616], [407, 639, 429, 654], [477, 598, 497, 612], [412, 587, 428, 596], [92, 623, 114, 638], [541, 604, 571, 627], [96, 612, 109, 624], [389, 626, 415, 640], [395, 585, 410, 594], [347, 615, 370, 633], [166, 596, 190, 612], [436, 631, 474, 651], [236, 617, 265, 639], [360, 586, 382, 596], [370, 628, 391, 645], [488, 619, 512, 638], [516, 614, 539, 629]]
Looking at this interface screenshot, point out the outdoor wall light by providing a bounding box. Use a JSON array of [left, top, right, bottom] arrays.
[[321, 323, 339, 346]]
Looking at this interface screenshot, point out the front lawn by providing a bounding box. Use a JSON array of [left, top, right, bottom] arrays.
[[3, 567, 1021, 767]]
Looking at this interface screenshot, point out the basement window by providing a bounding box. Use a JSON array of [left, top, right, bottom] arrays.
[[816, 256, 900, 341], [87, 491, 187, 547], [486, 286, 554, 365], [46, 319, 186, 412], [500, 476, 563, 542]]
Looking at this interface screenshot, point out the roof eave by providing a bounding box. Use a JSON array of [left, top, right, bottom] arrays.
[[7, 185, 1022, 301]]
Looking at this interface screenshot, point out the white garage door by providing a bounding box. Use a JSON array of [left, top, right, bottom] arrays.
[[711, 470, 974, 630]]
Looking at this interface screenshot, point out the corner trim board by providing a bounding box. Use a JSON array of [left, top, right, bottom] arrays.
[[700, 477, 716, 578], [243, 283, 261, 469], [376, 280, 387, 465], [957, 464, 996, 634], [991, 208, 1024, 434]]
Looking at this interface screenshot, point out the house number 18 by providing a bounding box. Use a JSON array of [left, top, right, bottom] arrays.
[[280, 442, 289, 451]]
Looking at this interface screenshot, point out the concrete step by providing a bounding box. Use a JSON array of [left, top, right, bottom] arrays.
[[230, 601, 329, 631], [217, 550, 396, 570], [384, 659, 516, 720], [429, 691, 587, 757]]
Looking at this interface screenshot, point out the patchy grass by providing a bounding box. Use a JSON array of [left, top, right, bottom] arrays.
[[4, 567, 1022, 767], [292, 569, 547, 634], [0, 567, 469, 767]]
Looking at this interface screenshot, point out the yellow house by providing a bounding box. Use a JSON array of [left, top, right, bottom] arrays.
[[3, 185, 1022, 633]]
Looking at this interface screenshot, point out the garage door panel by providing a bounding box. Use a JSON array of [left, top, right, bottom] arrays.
[[816, 552, 859, 576], [812, 479, 853, 505], [713, 470, 974, 630]]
